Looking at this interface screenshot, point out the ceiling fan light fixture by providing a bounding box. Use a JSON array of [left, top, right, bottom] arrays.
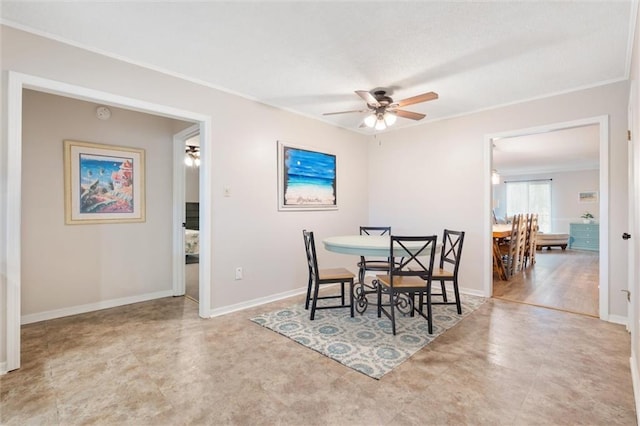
[[383, 111, 397, 126], [364, 113, 377, 128], [374, 117, 387, 131], [492, 169, 501, 185]]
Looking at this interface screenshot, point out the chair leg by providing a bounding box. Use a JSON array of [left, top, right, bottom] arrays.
[[389, 291, 396, 335], [377, 283, 382, 318], [304, 276, 312, 310], [453, 279, 462, 315], [426, 283, 433, 334], [340, 282, 345, 306], [440, 280, 447, 302], [310, 280, 321, 320], [349, 279, 355, 318]]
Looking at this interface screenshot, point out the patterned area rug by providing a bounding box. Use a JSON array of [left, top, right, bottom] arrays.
[[250, 291, 486, 379]]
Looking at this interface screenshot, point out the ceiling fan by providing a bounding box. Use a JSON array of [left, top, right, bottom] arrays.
[[323, 89, 438, 130]]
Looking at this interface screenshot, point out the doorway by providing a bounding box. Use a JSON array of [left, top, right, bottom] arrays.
[[5, 71, 212, 372], [485, 116, 609, 320]]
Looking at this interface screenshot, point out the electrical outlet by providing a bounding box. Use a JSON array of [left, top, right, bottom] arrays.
[[235, 267, 243, 280]]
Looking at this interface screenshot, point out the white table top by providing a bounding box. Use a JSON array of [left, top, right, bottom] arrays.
[[323, 235, 440, 257]]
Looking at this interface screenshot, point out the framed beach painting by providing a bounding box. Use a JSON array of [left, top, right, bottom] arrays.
[[277, 141, 337, 211], [64, 140, 145, 224]]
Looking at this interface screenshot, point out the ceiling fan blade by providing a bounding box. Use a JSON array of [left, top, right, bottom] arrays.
[[395, 110, 426, 120], [323, 109, 368, 116], [355, 90, 380, 107], [396, 91, 438, 107]]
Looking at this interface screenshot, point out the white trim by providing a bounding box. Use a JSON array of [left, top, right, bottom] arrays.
[[5, 71, 213, 372], [459, 288, 486, 298], [609, 314, 629, 326], [209, 287, 308, 318], [0, 361, 7, 376], [485, 115, 610, 322], [21, 290, 174, 325], [198, 121, 212, 318], [633, 353, 640, 426], [6, 72, 23, 372]]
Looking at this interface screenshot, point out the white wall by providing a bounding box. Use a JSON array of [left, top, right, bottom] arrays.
[[21, 90, 190, 316], [368, 81, 629, 316], [185, 166, 200, 203], [0, 26, 370, 367], [493, 169, 600, 233]]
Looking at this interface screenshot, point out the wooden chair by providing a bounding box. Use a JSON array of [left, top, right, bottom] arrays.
[[429, 229, 465, 314], [376, 235, 438, 335], [498, 214, 527, 277], [303, 230, 355, 320], [523, 214, 539, 268], [357, 226, 392, 284]]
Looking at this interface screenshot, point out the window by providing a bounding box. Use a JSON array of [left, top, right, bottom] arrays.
[[506, 180, 551, 232]]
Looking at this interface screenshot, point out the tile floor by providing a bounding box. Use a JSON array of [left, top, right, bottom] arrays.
[[1, 295, 636, 425]]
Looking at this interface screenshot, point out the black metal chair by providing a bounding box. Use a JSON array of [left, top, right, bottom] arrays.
[[357, 226, 392, 284], [376, 235, 438, 335], [303, 230, 355, 320], [429, 229, 465, 315]]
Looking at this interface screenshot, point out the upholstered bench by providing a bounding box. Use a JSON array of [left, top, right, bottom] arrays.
[[535, 233, 570, 250]]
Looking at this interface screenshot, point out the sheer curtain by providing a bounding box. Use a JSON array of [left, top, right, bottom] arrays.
[[506, 180, 551, 232]]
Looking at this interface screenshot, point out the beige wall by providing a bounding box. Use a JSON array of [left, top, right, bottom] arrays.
[[0, 25, 370, 366], [21, 90, 191, 316], [185, 166, 200, 203], [368, 80, 630, 317]]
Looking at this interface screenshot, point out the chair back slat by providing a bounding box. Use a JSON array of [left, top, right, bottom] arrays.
[[303, 230, 319, 282], [360, 226, 391, 236], [439, 229, 465, 273], [388, 235, 438, 283]]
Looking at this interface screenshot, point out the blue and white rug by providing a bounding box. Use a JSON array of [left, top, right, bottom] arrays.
[[250, 291, 486, 379]]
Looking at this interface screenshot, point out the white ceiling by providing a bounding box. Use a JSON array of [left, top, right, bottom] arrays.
[[0, 1, 634, 171], [493, 125, 600, 176]]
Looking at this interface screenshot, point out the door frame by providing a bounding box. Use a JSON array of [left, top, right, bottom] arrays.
[[4, 71, 212, 372], [484, 115, 610, 320]]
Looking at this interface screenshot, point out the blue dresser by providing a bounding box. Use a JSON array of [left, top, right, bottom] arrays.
[[569, 223, 599, 251]]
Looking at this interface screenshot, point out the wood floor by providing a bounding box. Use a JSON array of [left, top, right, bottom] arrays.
[[493, 248, 599, 317]]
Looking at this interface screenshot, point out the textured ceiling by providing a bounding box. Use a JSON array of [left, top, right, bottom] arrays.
[[0, 1, 634, 171]]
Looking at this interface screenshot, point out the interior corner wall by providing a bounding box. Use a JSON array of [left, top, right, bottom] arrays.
[[20, 90, 190, 317], [493, 169, 600, 233]]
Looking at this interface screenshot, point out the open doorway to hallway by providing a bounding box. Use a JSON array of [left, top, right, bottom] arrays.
[[490, 122, 603, 317], [184, 133, 201, 303]]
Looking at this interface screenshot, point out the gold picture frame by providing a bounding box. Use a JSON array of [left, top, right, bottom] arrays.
[[64, 140, 145, 224]]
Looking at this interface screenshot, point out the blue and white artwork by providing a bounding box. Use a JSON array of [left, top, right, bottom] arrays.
[[280, 143, 337, 210]]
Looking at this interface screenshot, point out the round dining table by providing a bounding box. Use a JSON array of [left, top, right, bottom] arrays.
[[323, 235, 439, 257], [323, 235, 441, 314]]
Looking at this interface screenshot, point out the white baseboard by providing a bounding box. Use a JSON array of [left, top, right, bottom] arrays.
[[21, 290, 174, 325], [608, 314, 628, 325], [0, 361, 7, 376], [460, 287, 487, 298], [208, 287, 307, 318], [631, 353, 640, 426]]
